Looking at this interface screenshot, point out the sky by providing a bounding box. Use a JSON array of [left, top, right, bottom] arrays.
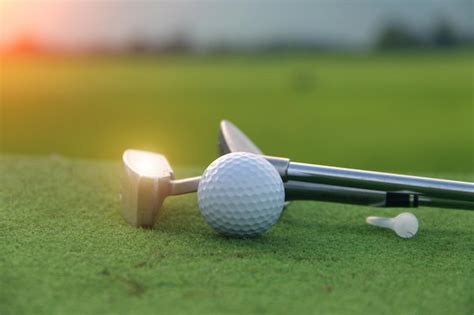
[[0, 0, 472, 50]]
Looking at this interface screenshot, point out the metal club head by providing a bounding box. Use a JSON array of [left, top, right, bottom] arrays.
[[122, 149, 175, 228], [219, 120, 263, 156], [122, 149, 201, 228]]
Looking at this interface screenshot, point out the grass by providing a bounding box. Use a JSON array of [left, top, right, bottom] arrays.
[[1, 51, 473, 173], [1, 51, 473, 314], [1, 154, 473, 315]]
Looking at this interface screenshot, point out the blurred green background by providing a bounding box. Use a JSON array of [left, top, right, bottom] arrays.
[[1, 2, 474, 315], [1, 1, 473, 174], [1, 52, 473, 172]]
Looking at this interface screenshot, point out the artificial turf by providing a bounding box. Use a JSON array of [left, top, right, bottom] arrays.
[[1, 154, 473, 315]]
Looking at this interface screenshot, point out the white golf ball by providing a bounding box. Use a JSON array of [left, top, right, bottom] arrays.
[[198, 152, 285, 237]]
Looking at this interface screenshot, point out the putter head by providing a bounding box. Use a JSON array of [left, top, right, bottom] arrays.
[[122, 149, 174, 228], [219, 120, 263, 156]]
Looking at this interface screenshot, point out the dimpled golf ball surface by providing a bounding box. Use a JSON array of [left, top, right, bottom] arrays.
[[198, 152, 285, 237]]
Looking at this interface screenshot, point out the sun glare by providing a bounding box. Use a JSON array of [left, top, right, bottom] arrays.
[[124, 150, 172, 178]]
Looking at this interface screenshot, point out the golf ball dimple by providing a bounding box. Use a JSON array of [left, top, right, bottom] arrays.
[[198, 152, 285, 237]]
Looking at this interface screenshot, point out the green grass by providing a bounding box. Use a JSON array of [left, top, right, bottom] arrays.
[[1, 51, 473, 314], [1, 154, 473, 315], [1, 51, 473, 173]]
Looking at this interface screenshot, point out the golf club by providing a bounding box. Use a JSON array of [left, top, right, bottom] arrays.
[[122, 149, 200, 227], [219, 120, 474, 210]]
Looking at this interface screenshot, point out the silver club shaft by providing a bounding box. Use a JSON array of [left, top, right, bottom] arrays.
[[287, 162, 474, 202], [266, 156, 474, 208], [284, 181, 474, 210]]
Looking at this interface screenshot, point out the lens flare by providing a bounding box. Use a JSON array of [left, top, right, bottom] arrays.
[[123, 149, 172, 178]]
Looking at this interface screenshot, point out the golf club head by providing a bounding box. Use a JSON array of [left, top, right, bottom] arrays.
[[219, 120, 263, 156], [122, 149, 174, 228]]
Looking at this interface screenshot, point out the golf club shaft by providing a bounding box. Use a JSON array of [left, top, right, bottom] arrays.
[[170, 176, 201, 195], [285, 181, 395, 207], [281, 161, 474, 203], [417, 196, 474, 210], [284, 181, 474, 210]]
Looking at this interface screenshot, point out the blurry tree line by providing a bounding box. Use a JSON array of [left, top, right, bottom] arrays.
[[2, 16, 472, 55], [128, 17, 472, 54], [125, 17, 473, 54], [376, 18, 470, 50]]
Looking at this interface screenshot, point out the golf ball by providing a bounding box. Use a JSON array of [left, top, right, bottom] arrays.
[[198, 152, 285, 237]]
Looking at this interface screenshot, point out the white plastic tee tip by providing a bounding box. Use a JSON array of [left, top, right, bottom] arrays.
[[366, 212, 419, 238]]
